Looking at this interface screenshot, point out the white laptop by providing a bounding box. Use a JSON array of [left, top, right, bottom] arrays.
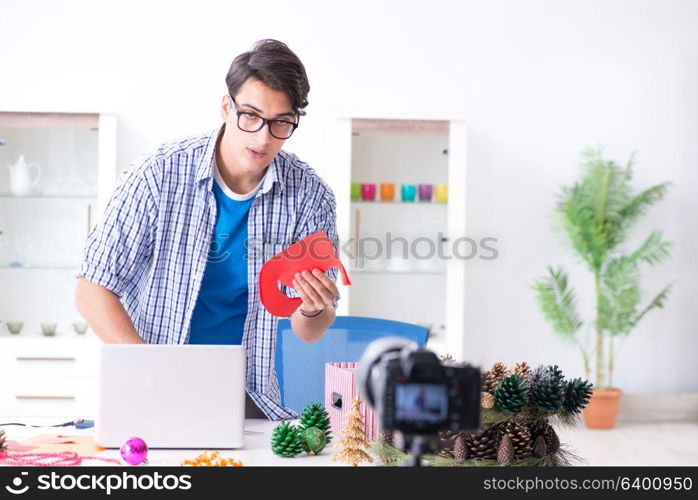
[[94, 344, 246, 449]]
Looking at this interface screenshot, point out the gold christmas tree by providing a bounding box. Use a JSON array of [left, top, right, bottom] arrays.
[[332, 396, 373, 467]]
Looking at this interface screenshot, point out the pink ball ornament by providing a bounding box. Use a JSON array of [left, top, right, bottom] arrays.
[[120, 437, 148, 465]]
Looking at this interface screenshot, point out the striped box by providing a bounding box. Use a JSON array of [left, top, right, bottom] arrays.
[[324, 362, 380, 441]]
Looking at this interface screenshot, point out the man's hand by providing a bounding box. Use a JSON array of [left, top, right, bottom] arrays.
[[292, 268, 340, 315], [289, 267, 338, 343]]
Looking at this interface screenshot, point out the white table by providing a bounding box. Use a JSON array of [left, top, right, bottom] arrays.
[[0, 416, 350, 466]]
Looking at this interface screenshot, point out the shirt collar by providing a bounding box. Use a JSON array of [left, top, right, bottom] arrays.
[[196, 122, 284, 195]]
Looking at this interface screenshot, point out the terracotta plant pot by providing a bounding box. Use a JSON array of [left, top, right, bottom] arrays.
[[582, 388, 623, 429]]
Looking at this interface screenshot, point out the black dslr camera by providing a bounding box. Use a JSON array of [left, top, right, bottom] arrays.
[[357, 337, 481, 466]]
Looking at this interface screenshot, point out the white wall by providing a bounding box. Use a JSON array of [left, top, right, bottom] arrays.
[[0, 0, 695, 392]]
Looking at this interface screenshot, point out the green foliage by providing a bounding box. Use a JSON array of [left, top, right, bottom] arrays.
[[534, 147, 673, 388], [370, 440, 409, 466], [556, 148, 633, 271], [532, 267, 583, 340]]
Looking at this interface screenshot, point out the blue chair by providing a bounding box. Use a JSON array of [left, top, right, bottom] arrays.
[[275, 316, 429, 413]]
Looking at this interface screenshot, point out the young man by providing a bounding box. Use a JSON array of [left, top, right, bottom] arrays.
[[74, 39, 340, 420]]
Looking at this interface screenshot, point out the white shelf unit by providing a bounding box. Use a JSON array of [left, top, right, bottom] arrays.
[[0, 111, 116, 417], [326, 115, 468, 360]]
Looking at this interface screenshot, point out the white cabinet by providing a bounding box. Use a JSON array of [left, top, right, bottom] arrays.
[[0, 336, 101, 417], [0, 110, 116, 417], [325, 115, 468, 359]]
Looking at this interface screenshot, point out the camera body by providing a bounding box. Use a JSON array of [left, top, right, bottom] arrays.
[[358, 337, 481, 437]]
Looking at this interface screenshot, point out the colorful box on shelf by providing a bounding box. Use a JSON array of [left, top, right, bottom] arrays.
[[325, 362, 380, 441]]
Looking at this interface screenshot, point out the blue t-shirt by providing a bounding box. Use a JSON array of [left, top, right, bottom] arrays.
[[188, 169, 262, 345]]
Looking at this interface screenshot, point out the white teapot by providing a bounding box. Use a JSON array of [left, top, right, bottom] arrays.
[[7, 155, 41, 196]]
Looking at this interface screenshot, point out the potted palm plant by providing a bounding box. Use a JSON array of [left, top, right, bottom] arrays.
[[533, 148, 673, 429]]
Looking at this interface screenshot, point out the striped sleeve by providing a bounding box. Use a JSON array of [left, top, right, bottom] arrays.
[[75, 157, 160, 297]]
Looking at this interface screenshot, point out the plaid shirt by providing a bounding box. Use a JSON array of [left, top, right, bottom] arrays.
[[77, 123, 339, 420]]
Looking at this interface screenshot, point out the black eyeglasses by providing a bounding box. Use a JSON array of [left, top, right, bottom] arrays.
[[229, 96, 299, 140]]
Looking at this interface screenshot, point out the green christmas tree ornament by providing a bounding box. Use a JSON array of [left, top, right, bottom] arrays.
[[494, 374, 529, 414], [299, 426, 327, 455], [271, 421, 304, 458], [299, 403, 333, 444]]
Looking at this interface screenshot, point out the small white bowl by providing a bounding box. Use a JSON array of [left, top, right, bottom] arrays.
[[41, 323, 57, 336]]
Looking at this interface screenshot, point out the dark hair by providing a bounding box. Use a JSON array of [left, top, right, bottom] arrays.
[[225, 39, 310, 117]]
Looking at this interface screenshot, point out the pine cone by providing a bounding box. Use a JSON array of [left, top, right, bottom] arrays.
[[529, 364, 564, 385], [543, 425, 560, 454], [435, 429, 459, 458], [453, 434, 468, 461], [0, 428, 6, 454], [548, 365, 565, 383], [529, 366, 565, 412], [502, 421, 533, 458], [531, 422, 560, 455], [270, 421, 304, 457], [482, 362, 509, 393], [563, 378, 594, 414], [464, 425, 500, 460], [533, 435, 547, 457], [494, 375, 529, 414], [438, 428, 458, 442], [482, 370, 496, 393], [481, 392, 495, 409], [299, 403, 333, 444], [497, 434, 514, 465], [437, 428, 458, 456], [508, 362, 531, 383], [528, 365, 548, 385], [379, 429, 394, 446]]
